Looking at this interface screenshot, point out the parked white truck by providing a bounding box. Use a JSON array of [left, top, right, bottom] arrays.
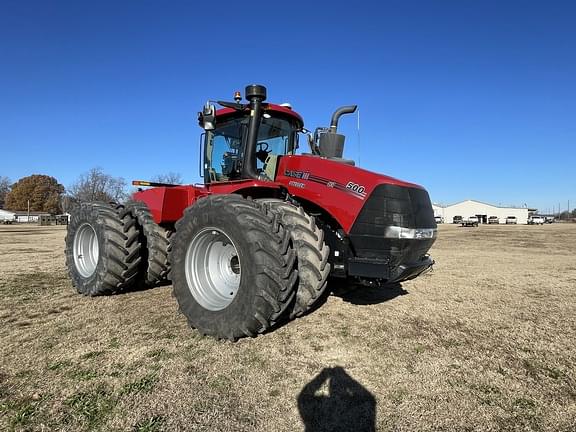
[[461, 216, 479, 227], [528, 216, 545, 225], [506, 216, 518, 225]]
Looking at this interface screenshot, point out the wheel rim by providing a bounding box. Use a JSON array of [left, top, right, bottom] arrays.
[[73, 223, 99, 278], [185, 228, 241, 311]]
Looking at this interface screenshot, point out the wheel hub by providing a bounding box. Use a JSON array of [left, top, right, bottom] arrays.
[[73, 223, 99, 278], [185, 228, 241, 311]]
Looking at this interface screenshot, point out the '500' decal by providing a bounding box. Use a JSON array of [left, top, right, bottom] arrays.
[[346, 182, 365, 194]]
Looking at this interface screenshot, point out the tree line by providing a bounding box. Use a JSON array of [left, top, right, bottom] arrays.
[[0, 169, 183, 214]]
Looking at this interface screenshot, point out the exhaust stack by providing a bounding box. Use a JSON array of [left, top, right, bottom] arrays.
[[318, 105, 357, 158], [242, 84, 267, 179]]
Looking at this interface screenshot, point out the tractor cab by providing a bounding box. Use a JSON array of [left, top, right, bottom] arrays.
[[203, 106, 302, 183], [199, 84, 358, 185], [200, 86, 304, 184]]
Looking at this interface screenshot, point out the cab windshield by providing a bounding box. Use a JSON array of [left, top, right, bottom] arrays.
[[205, 115, 297, 182]]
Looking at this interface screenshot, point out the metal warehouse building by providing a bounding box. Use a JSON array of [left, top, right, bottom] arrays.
[[432, 200, 531, 224], [0, 209, 51, 223]]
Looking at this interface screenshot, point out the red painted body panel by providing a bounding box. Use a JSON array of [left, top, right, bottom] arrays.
[[131, 180, 281, 224], [132, 185, 209, 224], [276, 156, 422, 233], [206, 179, 282, 195]]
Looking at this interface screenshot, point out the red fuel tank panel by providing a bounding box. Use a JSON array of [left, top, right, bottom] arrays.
[[132, 185, 208, 224]]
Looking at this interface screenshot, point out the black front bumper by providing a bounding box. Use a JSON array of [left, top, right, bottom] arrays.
[[348, 254, 434, 283], [346, 183, 437, 282]]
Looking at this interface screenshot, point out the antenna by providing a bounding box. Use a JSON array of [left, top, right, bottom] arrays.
[[357, 108, 361, 166]]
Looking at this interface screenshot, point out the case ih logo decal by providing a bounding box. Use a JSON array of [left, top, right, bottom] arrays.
[[284, 170, 310, 180], [284, 170, 366, 199]]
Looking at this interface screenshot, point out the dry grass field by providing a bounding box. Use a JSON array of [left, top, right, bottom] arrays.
[[1, 223, 575, 431]]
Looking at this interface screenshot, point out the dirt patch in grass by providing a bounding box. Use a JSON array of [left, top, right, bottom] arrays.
[[1, 223, 575, 431]]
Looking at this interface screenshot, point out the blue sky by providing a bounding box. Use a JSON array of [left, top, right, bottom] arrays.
[[0, 1, 574, 212]]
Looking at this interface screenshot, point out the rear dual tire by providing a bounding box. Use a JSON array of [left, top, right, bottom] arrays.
[[123, 201, 171, 286], [65, 202, 141, 295]]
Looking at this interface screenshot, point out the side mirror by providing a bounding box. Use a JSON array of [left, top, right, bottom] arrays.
[[198, 102, 216, 130], [300, 127, 319, 155]]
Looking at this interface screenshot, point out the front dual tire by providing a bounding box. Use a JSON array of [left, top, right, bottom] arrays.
[[169, 195, 298, 340]]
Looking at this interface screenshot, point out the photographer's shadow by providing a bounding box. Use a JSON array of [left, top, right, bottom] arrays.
[[298, 366, 376, 432], [331, 281, 408, 305]]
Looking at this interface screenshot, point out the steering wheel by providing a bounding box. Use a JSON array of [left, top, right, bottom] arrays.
[[256, 142, 271, 163]]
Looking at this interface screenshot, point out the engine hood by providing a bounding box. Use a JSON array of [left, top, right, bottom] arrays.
[[276, 155, 431, 233]]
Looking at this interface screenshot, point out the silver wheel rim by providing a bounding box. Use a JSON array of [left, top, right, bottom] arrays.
[[73, 223, 99, 278], [185, 228, 241, 311]]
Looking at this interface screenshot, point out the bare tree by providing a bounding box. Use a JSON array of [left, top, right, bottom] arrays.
[[152, 172, 184, 185], [60, 194, 75, 214], [68, 168, 128, 203], [0, 176, 10, 208]]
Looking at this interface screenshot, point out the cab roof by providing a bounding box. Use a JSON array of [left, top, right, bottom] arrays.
[[215, 103, 304, 127]]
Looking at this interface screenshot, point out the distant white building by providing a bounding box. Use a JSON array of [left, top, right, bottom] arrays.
[[0, 210, 51, 223], [433, 200, 533, 224], [0, 209, 16, 222], [14, 211, 51, 223]]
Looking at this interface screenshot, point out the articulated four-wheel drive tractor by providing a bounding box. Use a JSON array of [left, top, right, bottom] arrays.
[[65, 84, 437, 340]]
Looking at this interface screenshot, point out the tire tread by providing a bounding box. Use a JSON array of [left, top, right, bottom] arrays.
[[65, 201, 142, 296], [124, 201, 171, 286], [258, 199, 331, 318]]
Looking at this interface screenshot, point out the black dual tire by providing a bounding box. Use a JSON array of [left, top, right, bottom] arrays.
[[169, 195, 298, 340], [258, 199, 330, 318], [65, 202, 141, 296], [123, 201, 171, 286]]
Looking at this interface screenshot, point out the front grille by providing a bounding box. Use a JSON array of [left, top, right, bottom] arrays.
[[352, 184, 436, 233], [349, 184, 436, 263]]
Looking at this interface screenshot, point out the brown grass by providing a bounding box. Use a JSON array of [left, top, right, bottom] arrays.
[[1, 223, 575, 431]]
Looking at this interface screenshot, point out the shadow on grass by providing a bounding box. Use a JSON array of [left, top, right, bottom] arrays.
[[331, 281, 408, 305], [298, 366, 376, 432], [268, 281, 407, 335], [113, 279, 172, 296]]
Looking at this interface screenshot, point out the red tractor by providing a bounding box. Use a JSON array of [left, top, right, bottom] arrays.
[[65, 85, 436, 340]]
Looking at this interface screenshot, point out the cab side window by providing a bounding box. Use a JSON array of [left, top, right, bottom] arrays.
[[206, 119, 245, 181]]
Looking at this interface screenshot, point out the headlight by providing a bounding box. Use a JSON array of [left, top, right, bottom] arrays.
[[384, 226, 437, 239]]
